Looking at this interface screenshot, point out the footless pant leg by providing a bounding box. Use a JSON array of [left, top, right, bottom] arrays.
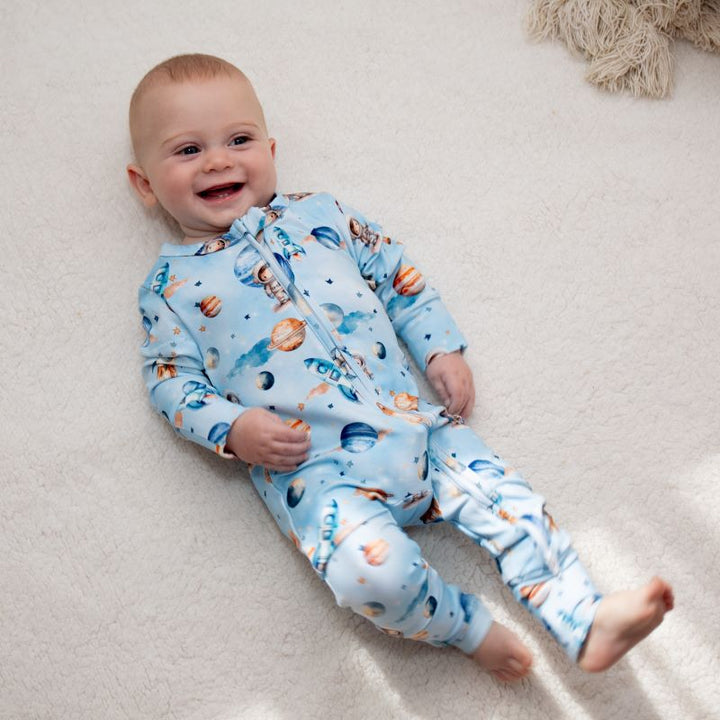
[[428, 423, 602, 661], [322, 505, 494, 654]]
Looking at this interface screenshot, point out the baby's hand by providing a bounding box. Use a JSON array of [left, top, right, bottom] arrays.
[[426, 351, 475, 419], [226, 407, 311, 472]]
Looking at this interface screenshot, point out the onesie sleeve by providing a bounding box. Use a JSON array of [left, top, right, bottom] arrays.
[[138, 281, 248, 457], [332, 197, 467, 371]]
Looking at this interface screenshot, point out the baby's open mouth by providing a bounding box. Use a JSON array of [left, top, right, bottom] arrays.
[[198, 183, 243, 200]]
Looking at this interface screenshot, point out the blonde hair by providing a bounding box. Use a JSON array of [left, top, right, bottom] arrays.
[[129, 54, 259, 155]]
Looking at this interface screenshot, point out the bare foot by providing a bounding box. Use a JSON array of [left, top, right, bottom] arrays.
[[471, 621, 533, 682], [578, 577, 674, 673]]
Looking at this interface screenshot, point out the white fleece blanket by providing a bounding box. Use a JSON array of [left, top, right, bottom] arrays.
[[3, 1, 719, 718]]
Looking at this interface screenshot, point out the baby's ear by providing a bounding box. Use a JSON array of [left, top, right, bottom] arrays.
[[268, 138, 277, 159], [127, 164, 158, 207]]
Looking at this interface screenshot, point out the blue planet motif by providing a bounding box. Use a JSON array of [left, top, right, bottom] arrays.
[[362, 602, 386, 618], [287, 478, 306, 508], [321, 303, 344, 328], [418, 451, 429, 480], [372, 341, 387, 359], [311, 226, 342, 249], [234, 246, 265, 286], [256, 371, 275, 390], [340, 422, 378, 453], [142, 316, 152, 346], [208, 422, 230, 445], [205, 347, 220, 369], [424, 596, 437, 618], [469, 459, 505, 479]]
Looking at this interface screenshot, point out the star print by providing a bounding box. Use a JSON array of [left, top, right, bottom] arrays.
[[303, 289, 310, 297], [356, 291, 363, 298], [424, 334, 432, 340], [173, 327, 181, 335], [169, 274, 177, 282], [199, 326, 206, 332], [230, 333, 236, 339], [154, 315, 159, 322], [326, 278, 333, 284], [339, 471, 345, 477], [328, 403, 334, 409], [413, 457, 419, 463], [194, 281, 202, 287], [347, 461, 354, 468], [244, 314, 251, 320], [194, 302, 201, 308], [424, 307, 432, 312]]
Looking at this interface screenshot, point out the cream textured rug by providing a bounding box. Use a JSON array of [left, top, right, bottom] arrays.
[[2, 1, 719, 718]]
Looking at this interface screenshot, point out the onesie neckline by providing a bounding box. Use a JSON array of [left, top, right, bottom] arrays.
[[159, 194, 290, 258]]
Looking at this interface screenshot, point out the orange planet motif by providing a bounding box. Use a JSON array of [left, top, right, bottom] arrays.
[[520, 582, 550, 608], [362, 538, 390, 566], [268, 318, 307, 351], [393, 392, 418, 411], [285, 418, 311, 434], [392, 264, 425, 296], [200, 295, 222, 317]]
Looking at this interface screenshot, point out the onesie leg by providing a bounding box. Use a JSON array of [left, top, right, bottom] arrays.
[[319, 501, 494, 654], [428, 423, 602, 661]]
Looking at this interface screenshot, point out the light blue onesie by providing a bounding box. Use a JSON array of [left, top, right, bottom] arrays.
[[139, 192, 601, 659]]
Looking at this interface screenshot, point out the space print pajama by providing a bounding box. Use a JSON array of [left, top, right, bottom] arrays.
[[139, 192, 602, 660]]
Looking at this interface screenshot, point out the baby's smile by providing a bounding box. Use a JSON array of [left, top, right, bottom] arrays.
[[197, 182, 244, 202]]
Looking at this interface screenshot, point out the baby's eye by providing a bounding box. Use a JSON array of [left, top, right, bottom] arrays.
[[178, 145, 200, 156], [231, 136, 249, 146]]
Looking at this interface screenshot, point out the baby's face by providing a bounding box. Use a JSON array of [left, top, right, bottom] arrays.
[[129, 75, 277, 243]]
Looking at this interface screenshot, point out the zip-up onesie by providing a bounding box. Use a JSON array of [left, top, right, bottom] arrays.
[[139, 192, 601, 659]]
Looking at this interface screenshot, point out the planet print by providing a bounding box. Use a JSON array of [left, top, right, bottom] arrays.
[[208, 422, 230, 445], [321, 303, 344, 328], [340, 422, 378, 453], [469, 459, 505, 479], [234, 246, 265, 286], [205, 347, 220, 369], [372, 341, 386, 359], [200, 295, 222, 317], [424, 596, 437, 618], [418, 450, 429, 480], [256, 371, 275, 390], [311, 226, 342, 250], [392, 265, 425, 296], [287, 478, 306, 508], [362, 602, 386, 618], [268, 318, 307, 351], [285, 418, 311, 434]]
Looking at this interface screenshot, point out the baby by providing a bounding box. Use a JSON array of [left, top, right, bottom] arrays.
[[128, 53, 673, 682]]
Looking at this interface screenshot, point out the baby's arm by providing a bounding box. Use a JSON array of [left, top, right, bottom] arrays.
[[426, 350, 476, 418], [140, 282, 310, 471], [331, 197, 471, 413]]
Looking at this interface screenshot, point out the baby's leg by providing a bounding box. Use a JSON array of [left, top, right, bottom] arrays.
[[320, 504, 495, 655], [427, 423, 672, 670]]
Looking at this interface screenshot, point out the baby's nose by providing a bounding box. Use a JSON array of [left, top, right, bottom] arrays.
[[203, 147, 233, 172]]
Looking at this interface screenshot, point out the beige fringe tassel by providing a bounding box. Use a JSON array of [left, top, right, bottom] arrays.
[[526, 0, 720, 98]]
